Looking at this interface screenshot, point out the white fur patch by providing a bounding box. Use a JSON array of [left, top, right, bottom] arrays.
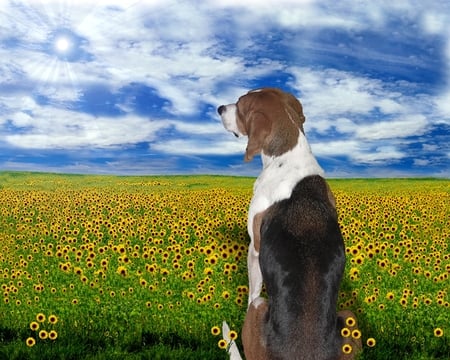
[[248, 131, 324, 244], [251, 296, 267, 309], [219, 104, 244, 137], [222, 321, 243, 360]]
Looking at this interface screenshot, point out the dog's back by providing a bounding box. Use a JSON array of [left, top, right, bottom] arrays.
[[259, 175, 346, 360]]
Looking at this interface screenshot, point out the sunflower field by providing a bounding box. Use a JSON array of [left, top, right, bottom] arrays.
[[0, 172, 448, 360]]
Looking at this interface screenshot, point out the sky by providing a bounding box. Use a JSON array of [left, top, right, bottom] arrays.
[[0, 0, 449, 178]]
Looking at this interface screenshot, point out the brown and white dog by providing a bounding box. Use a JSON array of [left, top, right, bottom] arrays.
[[218, 88, 361, 360]]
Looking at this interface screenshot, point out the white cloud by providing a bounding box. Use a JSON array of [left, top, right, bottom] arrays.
[[311, 140, 405, 165], [289, 67, 438, 157], [0, 90, 227, 152], [311, 140, 363, 158], [151, 137, 247, 156], [434, 92, 450, 124], [3, 105, 171, 149], [289, 67, 407, 119], [169, 121, 224, 135], [209, 0, 450, 48], [9, 111, 34, 127], [66, 1, 252, 115], [292, 70, 366, 118], [422, 144, 439, 152], [277, 7, 360, 29], [353, 146, 405, 164], [334, 118, 357, 134], [421, 11, 450, 35], [413, 159, 431, 166], [210, 0, 389, 31], [212, 0, 313, 6], [38, 85, 83, 103], [377, 98, 404, 114], [355, 115, 428, 140]]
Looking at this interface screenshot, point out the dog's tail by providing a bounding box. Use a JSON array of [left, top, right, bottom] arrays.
[[222, 321, 243, 360]]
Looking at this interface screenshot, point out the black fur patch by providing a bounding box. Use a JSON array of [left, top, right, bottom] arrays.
[[259, 175, 346, 360]]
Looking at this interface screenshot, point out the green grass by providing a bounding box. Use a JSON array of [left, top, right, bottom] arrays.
[[0, 172, 449, 359]]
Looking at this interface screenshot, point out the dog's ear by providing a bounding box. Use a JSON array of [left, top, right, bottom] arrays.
[[283, 91, 306, 133], [244, 111, 272, 162]]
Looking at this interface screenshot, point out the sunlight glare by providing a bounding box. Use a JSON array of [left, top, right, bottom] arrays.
[[55, 36, 71, 53]]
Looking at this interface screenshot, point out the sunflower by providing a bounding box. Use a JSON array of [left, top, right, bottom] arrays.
[[116, 266, 128, 277], [36, 313, 46, 323], [26, 337, 36, 347], [218, 339, 228, 349], [345, 317, 356, 327], [434, 328, 444, 337], [352, 329, 362, 339], [366, 338, 376, 347], [30, 321, 39, 331], [211, 326, 220, 336], [48, 314, 58, 325], [39, 330, 49, 340], [228, 330, 238, 340], [49, 330, 58, 340], [342, 344, 352, 354]]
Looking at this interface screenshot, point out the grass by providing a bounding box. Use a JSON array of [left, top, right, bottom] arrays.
[[0, 172, 449, 359]]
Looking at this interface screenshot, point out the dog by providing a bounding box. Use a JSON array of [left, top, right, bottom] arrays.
[[218, 88, 361, 359]]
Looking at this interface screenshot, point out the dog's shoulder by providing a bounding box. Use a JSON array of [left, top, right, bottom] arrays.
[[260, 175, 344, 268], [264, 175, 338, 230]]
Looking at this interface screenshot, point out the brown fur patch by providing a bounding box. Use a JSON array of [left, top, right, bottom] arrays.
[[242, 299, 270, 360], [337, 310, 363, 360], [236, 88, 306, 161], [252, 210, 268, 252]]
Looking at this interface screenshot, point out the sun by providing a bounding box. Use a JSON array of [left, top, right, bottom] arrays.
[[55, 36, 71, 53]]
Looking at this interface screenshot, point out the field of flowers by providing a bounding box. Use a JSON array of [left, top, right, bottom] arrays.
[[0, 172, 448, 359]]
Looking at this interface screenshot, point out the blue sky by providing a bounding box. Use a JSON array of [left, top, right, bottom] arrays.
[[0, 0, 449, 177]]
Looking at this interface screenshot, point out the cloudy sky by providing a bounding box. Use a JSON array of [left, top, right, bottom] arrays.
[[1, 0, 449, 177]]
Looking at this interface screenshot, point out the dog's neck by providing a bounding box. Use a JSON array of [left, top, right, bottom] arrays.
[[247, 130, 325, 265], [260, 131, 324, 177]]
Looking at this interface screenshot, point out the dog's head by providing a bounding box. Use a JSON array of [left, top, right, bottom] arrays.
[[218, 88, 305, 162]]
